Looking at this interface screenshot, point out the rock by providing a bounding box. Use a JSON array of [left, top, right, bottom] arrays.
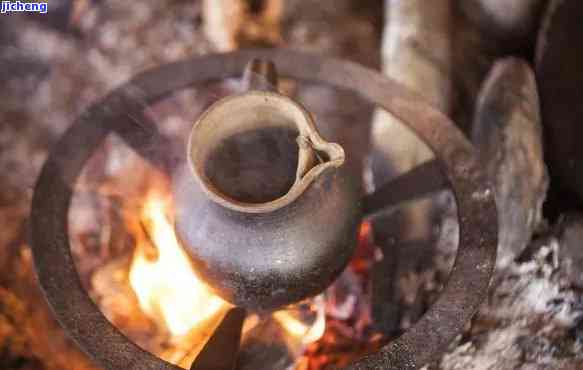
[[536, 0, 583, 205], [472, 58, 548, 267], [557, 214, 583, 288]]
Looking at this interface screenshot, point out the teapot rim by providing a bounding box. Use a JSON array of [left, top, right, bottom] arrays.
[[186, 90, 345, 213]]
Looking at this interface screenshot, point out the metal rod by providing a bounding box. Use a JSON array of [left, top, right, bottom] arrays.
[[190, 308, 246, 370], [241, 58, 278, 92], [363, 159, 447, 216], [112, 95, 173, 173]]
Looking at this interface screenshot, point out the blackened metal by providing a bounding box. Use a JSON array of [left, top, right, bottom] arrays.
[[242, 58, 278, 91], [363, 159, 447, 217], [174, 159, 361, 310], [30, 50, 497, 370], [536, 0, 583, 204], [114, 98, 173, 173], [190, 308, 246, 370]]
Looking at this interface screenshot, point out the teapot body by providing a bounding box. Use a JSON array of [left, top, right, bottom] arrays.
[[172, 60, 362, 310], [174, 163, 361, 310]]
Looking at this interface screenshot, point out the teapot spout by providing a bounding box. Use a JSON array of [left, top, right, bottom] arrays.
[[295, 129, 344, 185]]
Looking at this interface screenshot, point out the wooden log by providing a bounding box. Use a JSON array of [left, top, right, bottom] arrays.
[[369, 0, 453, 334]]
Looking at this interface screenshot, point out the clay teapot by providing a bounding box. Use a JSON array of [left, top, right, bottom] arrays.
[[173, 59, 362, 310]]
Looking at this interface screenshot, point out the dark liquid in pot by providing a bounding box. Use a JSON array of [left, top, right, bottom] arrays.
[[204, 126, 299, 204]]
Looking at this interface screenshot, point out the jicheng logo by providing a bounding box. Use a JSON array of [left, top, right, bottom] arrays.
[[1, 1, 48, 14]]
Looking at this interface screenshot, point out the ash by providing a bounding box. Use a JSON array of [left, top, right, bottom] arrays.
[[436, 238, 583, 370]]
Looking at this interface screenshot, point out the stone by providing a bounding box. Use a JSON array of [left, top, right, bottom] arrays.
[[472, 58, 548, 267]]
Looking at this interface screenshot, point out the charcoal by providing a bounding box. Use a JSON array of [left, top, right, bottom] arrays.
[[472, 58, 548, 267]]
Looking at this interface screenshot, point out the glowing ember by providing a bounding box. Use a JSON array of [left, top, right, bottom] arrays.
[[273, 298, 326, 345], [129, 191, 230, 337]]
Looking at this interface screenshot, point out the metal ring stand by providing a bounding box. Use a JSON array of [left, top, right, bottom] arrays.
[[29, 49, 497, 370]]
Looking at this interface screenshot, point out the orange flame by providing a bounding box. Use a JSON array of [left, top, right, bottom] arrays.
[[128, 188, 325, 367], [129, 191, 230, 337]]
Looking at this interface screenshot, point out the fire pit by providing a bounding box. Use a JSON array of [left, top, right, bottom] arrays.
[[29, 49, 497, 370]]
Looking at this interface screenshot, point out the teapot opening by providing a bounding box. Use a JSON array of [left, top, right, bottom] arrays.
[[188, 91, 345, 213], [204, 125, 300, 204]]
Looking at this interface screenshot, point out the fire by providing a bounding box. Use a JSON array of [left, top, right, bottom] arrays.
[[127, 186, 325, 368], [273, 297, 326, 345], [129, 191, 230, 337]]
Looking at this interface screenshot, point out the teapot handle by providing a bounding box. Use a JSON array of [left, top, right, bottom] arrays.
[[241, 58, 279, 92]]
